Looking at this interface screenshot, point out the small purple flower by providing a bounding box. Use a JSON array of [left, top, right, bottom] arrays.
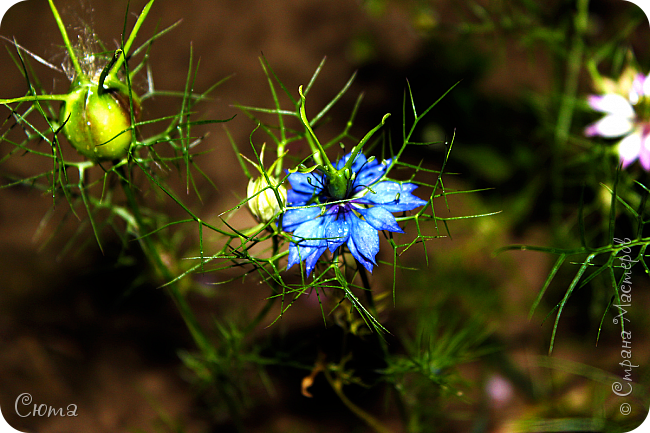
[[585, 72, 650, 170], [282, 152, 427, 275]]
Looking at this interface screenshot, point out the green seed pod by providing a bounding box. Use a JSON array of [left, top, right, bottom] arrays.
[[60, 76, 140, 161], [247, 175, 287, 223], [326, 168, 350, 200]]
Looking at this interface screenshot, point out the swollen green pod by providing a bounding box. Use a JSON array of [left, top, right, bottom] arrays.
[[60, 77, 140, 161]]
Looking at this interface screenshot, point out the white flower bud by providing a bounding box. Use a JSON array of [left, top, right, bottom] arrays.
[[247, 176, 287, 222]]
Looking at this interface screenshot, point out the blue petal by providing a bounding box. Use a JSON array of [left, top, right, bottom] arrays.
[[287, 171, 324, 196], [347, 214, 379, 272], [282, 205, 322, 232], [287, 243, 324, 274], [357, 181, 427, 212], [347, 239, 373, 273], [286, 243, 303, 269], [305, 246, 327, 275], [356, 205, 403, 233], [292, 218, 326, 248], [324, 208, 351, 252], [335, 152, 367, 171], [286, 217, 327, 275], [352, 159, 391, 195], [287, 189, 314, 206]]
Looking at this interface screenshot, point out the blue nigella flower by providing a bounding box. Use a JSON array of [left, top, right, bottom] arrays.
[[282, 152, 427, 275]]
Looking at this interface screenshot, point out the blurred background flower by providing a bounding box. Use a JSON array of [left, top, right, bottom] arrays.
[[1, 1, 649, 432]]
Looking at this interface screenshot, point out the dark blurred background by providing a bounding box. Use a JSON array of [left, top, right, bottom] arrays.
[[1, 0, 649, 432]]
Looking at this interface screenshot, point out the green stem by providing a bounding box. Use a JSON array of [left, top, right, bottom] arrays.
[[117, 166, 214, 358], [343, 113, 390, 174], [48, 0, 83, 78], [275, 140, 286, 178], [109, 0, 155, 80], [257, 57, 287, 178], [356, 260, 410, 430], [356, 262, 387, 354], [243, 236, 280, 334], [1, 94, 70, 105], [552, 0, 589, 232], [323, 369, 393, 433], [298, 85, 334, 171]]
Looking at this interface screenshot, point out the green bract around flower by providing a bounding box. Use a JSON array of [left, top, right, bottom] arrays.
[[282, 151, 427, 276]]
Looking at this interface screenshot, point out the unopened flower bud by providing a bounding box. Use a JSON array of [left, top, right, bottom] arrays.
[[60, 77, 140, 161], [247, 176, 287, 222]]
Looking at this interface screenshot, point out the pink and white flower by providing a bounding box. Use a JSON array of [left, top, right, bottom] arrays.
[[585, 72, 650, 170]]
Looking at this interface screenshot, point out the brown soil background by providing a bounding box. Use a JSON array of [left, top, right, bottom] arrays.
[[1, 1, 649, 432]]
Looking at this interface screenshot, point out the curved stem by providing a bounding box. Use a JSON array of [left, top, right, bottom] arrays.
[[298, 85, 334, 171], [323, 369, 393, 433], [97, 50, 122, 95], [343, 113, 390, 173]]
